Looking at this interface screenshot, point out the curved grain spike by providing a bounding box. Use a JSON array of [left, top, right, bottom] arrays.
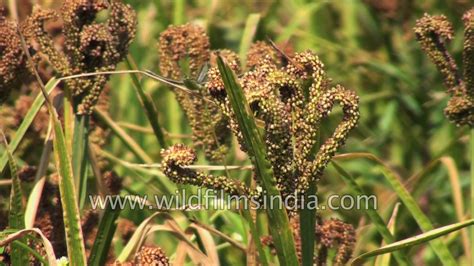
[[299, 85, 360, 191]]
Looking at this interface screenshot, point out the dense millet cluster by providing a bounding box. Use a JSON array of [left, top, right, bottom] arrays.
[[22, 0, 136, 114], [158, 24, 231, 162], [0, 9, 26, 104], [161, 144, 256, 197], [414, 9, 474, 126], [133, 246, 170, 266], [261, 216, 355, 265], [316, 218, 356, 265], [103, 170, 123, 195], [246, 41, 282, 69], [205, 45, 360, 196], [160, 41, 360, 208]]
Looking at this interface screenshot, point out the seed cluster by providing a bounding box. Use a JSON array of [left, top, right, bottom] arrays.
[[206, 48, 360, 195], [161, 144, 257, 197], [246, 41, 282, 69], [414, 9, 474, 126], [0, 10, 26, 104], [316, 218, 356, 265], [158, 24, 231, 162], [103, 170, 122, 195], [261, 216, 355, 265], [134, 246, 170, 266], [22, 0, 137, 114], [161, 39, 359, 201]]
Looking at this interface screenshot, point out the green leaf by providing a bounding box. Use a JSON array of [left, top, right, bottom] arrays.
[[2, 132, 27, 266], [11, 240, 48, 266], [88, 197, 121, 266], [93, 108, 153, 163], [217, 56, 299, 266], [126, 57, 167, 149], [0, 80, 56, 173], [375, 203, 401, 266], [334, 153, 457, 265], [241, 208, 269, 266], [299, 181, 317, 266], [0, 228, 58, 265], [72, 114, 90, 209], [173, 0, 185, 24], [116, 211, 170, 262], [42, 78, 87, 266], [332, 162, 410, 266], [25, 125, 53, 228], [352, 219, 474, 264], [239, 13, 261, 68]]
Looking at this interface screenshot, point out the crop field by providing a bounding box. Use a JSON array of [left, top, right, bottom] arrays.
[[0, 0, 473, 265]]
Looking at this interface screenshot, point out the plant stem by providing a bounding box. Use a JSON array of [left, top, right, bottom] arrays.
[[471, 128, 474, 265]]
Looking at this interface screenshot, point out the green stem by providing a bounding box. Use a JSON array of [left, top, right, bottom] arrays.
[[126, 58, 167, 149]]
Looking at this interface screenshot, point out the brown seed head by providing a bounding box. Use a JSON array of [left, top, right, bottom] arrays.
[[316, 218, 356, 265], [0, 13, 26, 104], [103, 170, 122, 195], [158, 23, 210, 79], [134, 246, 170, 266]]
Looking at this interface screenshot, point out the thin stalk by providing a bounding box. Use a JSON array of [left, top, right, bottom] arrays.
[[125, 57, 167, 149], [471, 128, 474, 265]]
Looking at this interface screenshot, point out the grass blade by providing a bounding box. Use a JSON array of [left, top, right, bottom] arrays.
[[239, 13, 260, 68], [88, 197, 121, 266], [41, 78, 87, 266], [332, 162, 410, 266], [116, 211, 164, 262], [93, 108, 153, 163], [24, 122, 53, 228], [173, 0, 185, 24], [190, 220, 246, 252], [375, 203, 401, 266], [0, 81, 56, 173], [299, 182, 317, 266], [0, 228, 58, 266], [441, 157, 470, 260], [72, 114, 90, 208], [10, 240, 48, 265], [352, 219, 474, 265], [2, 132, 27, 265], [217, 56, 299, 265], [334, 153, 457, 265], [125, 57, 167, 149], [241, 208, 269, 265]]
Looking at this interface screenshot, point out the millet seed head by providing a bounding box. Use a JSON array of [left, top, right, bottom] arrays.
[[246, 41, 282, 69], [463, 8, 474, 96], [134, 246, 170, 266], [316, 218, 356, 265], [414, 11, 474, 126], [0, 13, 26, 104], [23, 0, 137, 115], [158, 23, 210, 79], [414, 13, 462, 92]]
